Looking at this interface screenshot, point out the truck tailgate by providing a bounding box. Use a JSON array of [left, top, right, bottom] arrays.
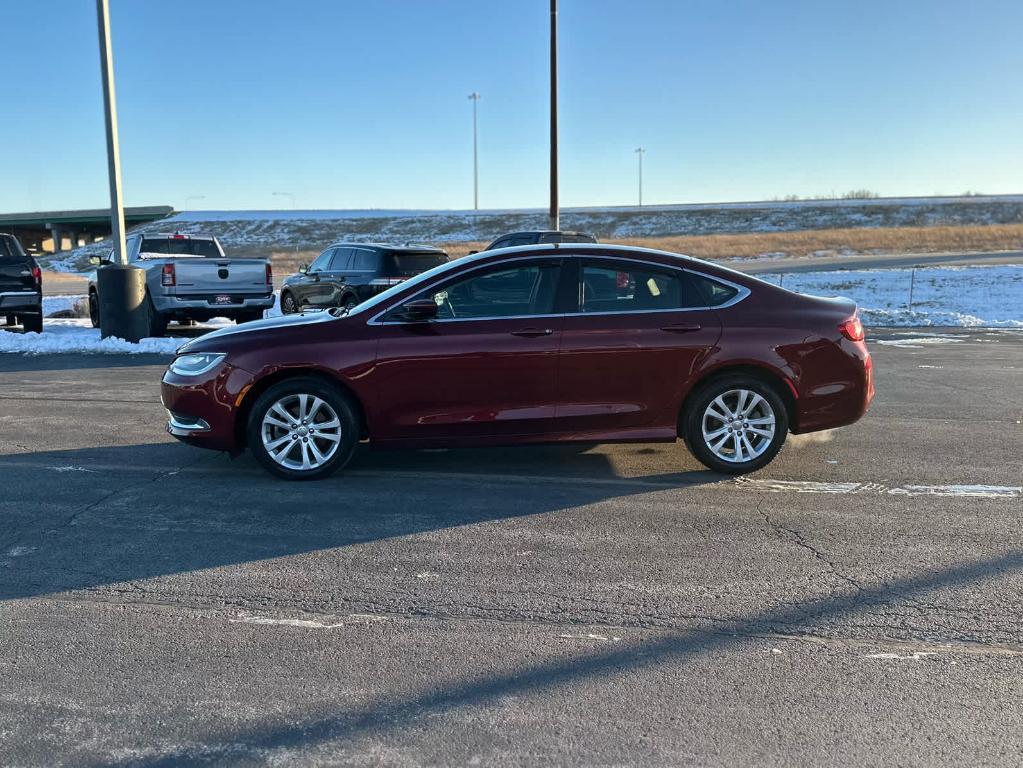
[[167, 258, 268, 295]]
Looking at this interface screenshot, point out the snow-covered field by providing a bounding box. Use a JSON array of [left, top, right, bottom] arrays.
[[0, 264, 1019, 354], [760, 264, 1023, 328]]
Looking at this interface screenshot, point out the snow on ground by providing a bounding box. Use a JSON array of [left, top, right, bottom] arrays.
[[760, 264, 1023, 328], [1, 265, 1020, 354]]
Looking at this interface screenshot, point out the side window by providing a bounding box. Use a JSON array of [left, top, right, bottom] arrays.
[[686, 272, 740, 307], [507, 234, 534, 247], [579, 262, 688, 313], [353, 249, 377, 271], [329, 247, 353, 271], [488, 237, 510, 250], [308, 248, 334, 272], [399, 263, 560, 320]]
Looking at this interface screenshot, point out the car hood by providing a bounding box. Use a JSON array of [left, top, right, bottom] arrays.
[[176, 311, 336, 354]]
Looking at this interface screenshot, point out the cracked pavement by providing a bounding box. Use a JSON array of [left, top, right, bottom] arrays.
[[0, 328, 1021, 766]]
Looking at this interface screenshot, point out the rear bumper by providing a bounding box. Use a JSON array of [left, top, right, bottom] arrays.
[[792, 341, 873, 433], [156, 293, 275, 315], [0, 291, 41, 312]]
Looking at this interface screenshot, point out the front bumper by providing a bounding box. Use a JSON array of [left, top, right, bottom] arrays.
[[0, 291, 42, 312], [160, 363, 255, 452]]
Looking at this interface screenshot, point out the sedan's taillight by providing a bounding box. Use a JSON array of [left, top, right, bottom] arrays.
[[839, 316, 865, 342], [31, 265, 41, 289], [162, 263, 176, 286], [265, 262, 273, 286]]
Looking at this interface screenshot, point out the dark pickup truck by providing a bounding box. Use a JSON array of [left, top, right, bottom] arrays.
[[0, 233, 42, 333]]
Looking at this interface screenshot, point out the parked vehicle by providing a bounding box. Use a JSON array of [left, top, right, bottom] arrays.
[[161, 244, 874, 480], [0, 233, 43, 333], [482, 230, 597, 251], [89, 233, 274, 336], [279, 243, 448, 314]]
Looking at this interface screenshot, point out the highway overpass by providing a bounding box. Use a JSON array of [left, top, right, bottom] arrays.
[[0, 206, 174, 253]]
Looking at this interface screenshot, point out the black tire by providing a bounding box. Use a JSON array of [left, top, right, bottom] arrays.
[[682, 375, 788, 475], [247, 377, 360, 481], [88, 290, 100, 328], [280, 291, 298, 315], [177, 318, 197, 327], [23, 313, 43, 334], [5, 314, 16, 327], [144, 293, 168, 338]]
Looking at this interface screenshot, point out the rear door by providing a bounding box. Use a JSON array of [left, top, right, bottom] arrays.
[[0, 236, 34, 295], [367, 258, 565, 442], [554, 257, 723, 436]]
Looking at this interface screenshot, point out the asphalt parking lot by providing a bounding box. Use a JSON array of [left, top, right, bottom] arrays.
[[1, 328, 1021, 766]]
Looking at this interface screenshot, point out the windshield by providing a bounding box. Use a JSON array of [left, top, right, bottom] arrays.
[[139, 237, 221, 258], [347, 255, 475, 317]]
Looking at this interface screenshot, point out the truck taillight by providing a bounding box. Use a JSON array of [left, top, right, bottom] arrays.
[[839, 316, 864, 342], [265, 262, 273, 286], [31, 265, 41, 288], [162, 263, 176, 286]]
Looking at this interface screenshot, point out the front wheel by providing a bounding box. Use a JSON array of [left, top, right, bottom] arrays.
[[247, 377, 360, 480], [23, 313, 43, 334], [88, 291, 100, 328], [682, 376, 788, 474], [341, 294, 359, 312], [280, 291, 298, 315]]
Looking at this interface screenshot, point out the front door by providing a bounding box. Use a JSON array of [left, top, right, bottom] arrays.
[[367, 259, 564, 442], [555, 258, 723, 437]]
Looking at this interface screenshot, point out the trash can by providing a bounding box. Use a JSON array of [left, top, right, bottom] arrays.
[[97, 264, 149, 343]]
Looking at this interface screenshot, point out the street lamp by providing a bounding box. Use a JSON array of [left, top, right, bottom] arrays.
[[549, 0, 559, 231], [468, 92, 481, 210], [272, 192, 296, 209], [634, 147, 646, 207]]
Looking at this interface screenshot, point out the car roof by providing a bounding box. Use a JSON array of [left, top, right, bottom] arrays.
[[326, 242, 446, 253]]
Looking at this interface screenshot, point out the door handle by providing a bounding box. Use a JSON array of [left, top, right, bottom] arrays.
[[510, 327, 553, 337], [660, 323, 702, 334]]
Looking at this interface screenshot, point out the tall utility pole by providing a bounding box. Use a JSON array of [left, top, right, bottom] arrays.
[[468, 92, 481, 210], [548, 0, 559, 231], [96, 0, 126, 265], [635, 147, 646, 207]]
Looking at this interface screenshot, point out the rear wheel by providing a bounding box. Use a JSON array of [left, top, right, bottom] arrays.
[[4, 315, 16, 327], [88, 290, 100, 328], [683, 375, 788, 474], [247, 377, 359, 480], [144, 293, 168, 338], [23, 313, 43, 334]]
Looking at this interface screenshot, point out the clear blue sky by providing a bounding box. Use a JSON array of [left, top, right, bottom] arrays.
[[4, 0, 1022, 212]]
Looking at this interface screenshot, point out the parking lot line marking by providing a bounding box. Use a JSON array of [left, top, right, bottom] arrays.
[[737, 478, 1021, 499], [888, 484, 1023, 499], [229, 614, 345, 629]]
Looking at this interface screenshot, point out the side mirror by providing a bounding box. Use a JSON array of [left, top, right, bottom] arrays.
[[398, 299, 438, 322], [89, 255, 112, 266], [298, 264, 308, 274]]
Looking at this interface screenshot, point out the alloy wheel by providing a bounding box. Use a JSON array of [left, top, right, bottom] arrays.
[[701, 388, 776, 464], [260, 393, 343, 471]]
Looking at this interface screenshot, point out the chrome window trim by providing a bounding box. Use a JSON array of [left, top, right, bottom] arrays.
[[366, 252, 751, 326]]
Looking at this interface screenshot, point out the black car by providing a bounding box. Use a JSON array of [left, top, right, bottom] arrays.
[[0, 233, 42, 333], [483, 230, 597, 251], [280, 243, 448, 314]]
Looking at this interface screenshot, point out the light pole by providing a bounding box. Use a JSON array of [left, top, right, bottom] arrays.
[[468, 92, 480, 210], [272, 191, 296, 209], [634, 147, 645, 207], [96, 0, 125, 266], [549, 0, 559, 231]]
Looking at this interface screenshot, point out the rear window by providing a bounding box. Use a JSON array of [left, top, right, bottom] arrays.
[[385, 251, 448, 276], [140, 237, 221, 258], [0, 235, 28, 264]]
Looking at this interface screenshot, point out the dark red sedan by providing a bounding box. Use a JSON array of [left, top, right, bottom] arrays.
[[161, 245, 873, 480]]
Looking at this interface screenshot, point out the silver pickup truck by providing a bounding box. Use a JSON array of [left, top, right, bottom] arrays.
[[89, 233, 274, 337]]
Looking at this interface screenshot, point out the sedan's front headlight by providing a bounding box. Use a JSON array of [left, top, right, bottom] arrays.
[[168, 352, 227, 377]]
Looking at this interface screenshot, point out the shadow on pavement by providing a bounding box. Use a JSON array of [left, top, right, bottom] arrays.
[[0, 441, 721, 603], [90, 547, 1023, 767]]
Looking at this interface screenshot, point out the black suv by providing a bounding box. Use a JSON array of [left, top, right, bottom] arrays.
[[280, 243, 448, 314], [0, 233, 42, 333], [484, 230, 597, 250]]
